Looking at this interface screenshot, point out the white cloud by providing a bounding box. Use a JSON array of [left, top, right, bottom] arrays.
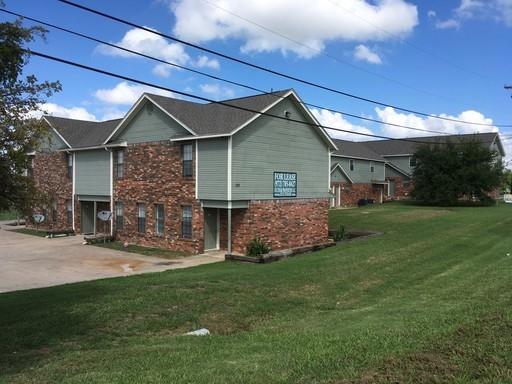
[[195, 55, 220, 69], [199, 83, 235, 99], [353, 44, 382, 64], [171, 0, 418, 58], [427, 10, 437, 18], [310, 108, 374, 141], [374, 107, 498, 138], [31, 103, 97, 121], [95, 81, 175, 105], [435, 18, 461, 29]]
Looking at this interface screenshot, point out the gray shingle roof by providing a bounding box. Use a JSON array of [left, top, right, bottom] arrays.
[[147, 89, 292, 136], [331, 139, 385, 162], [363, 132, 501, 156], [44, 116, 122, 148]]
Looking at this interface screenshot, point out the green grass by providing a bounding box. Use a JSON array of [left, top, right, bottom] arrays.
[[93, 241, 190, 259], [10, 228, 47, 237], [2, 202, 512, 383], [0, 209, 19, 221]]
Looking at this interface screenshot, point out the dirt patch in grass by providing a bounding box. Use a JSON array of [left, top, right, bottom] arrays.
[[339, 314, 512, 383]]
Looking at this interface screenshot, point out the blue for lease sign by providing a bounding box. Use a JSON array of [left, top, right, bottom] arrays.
[[273, 171, 297, 197]]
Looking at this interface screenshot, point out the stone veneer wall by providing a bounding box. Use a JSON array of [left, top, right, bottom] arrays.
[[331, 182, 384, 207], [28, 151, 73, 230], [220, 198, 329, 255], [113, 141, 203, 254]]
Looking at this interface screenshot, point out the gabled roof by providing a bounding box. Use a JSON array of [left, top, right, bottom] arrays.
[[363, 132, 504, 157], [330, 163, 354, 183], [331, 139, 385, 162], [43, 116, 122, 149], [385, 161, 411, 177]]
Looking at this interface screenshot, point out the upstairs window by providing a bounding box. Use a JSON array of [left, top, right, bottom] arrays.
[[349, 159, 355, 172], [182, 143, 193, 177], [66, 153, 73, 179], [370, 161, 374, 173], [154, 204, 165, 236], [115, 150, 124, 179], [182, 205, 192, 239], [409, 156, 416, 167], [137, 203, 146, 233], [66, 200, 72, 225], [115, 202, 124, 230]]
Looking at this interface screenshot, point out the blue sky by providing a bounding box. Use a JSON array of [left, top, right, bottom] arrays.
[[3, 0, 512, 149]]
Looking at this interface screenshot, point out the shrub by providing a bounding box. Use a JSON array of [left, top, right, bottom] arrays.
[[246, 237, 271, 257], [333, 224, 346, 242]]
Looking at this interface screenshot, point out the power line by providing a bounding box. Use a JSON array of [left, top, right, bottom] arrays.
[[1, 8, 456, 137], [198, 0, 454, 103], [29, 49, 467, 145], [56, 0, 512, 128]]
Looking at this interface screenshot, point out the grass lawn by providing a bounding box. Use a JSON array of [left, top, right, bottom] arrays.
[[10, 228, 48, 237], [0, 209, 19, 221], [93, 241, 190, 260], [1, 202, 512, 383]]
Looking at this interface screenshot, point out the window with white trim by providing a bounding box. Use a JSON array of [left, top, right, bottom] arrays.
[[409, 156, 416, 167], [154, 204, 164, 236], [182, 143, 193, 177], [182, 205, 192, 239], [370, 161, 374, 173], [349, 159, 355, 171], [137, 203, 146, 233], [115, 201, 124, 230], [115, 150, 124, 179]]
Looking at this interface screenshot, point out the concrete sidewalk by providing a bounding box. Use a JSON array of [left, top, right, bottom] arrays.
[[0, 221, 224, 293]]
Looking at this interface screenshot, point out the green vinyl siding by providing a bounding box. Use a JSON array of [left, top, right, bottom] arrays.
[[385, 156, 413, 175], [117, 101, 191, 144], [40, 130, 68, 152], [231, 97, 329, 200], [331, 166, 351, 183], [75, 149, 110, 196], [385, 164, 411, 180], [331, 157, 385, 183], [197, 138, 228, 200]]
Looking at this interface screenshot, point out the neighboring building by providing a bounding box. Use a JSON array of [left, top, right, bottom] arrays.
[[28, 89, 337, 255], [330, 139, 387, 207], [329, 132, 506, 205]]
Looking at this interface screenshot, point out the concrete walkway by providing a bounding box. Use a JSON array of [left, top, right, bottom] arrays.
[[0, 221, 224, 293]]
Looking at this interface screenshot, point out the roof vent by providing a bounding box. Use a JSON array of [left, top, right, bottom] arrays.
[[284, 110, 291, 119]]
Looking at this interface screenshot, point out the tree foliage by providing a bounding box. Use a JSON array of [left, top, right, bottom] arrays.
[[0, 12, 61, 214], [411, 139, 504, 206]]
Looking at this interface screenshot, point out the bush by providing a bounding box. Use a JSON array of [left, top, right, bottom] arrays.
[[333, 224, 346, 242], [246, 237, 271, 257]]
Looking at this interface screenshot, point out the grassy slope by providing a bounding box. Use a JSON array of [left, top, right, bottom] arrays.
[[1, 203, 512, 383], [0, 210, 18, 221]]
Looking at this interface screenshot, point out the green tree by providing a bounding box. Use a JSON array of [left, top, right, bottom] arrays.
[[411, 138, 503, 205], [0, 8, 61, 215]]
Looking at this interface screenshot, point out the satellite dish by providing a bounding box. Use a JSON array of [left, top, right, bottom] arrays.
[[33, 214, 45, 224], [97, 210, 112, 221]]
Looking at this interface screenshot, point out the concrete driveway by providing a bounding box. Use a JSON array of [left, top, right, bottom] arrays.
[[0, 221, 224, 293]]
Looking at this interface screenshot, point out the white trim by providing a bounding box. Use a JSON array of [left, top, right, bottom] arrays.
[[216, 208, 220, 250], [72, 152, 76, 231], [171, 133, 230, 142], [59, 142, 127, 152], [109, 150, 114, 236], [330, 163, 354, 183], [328, 149, 331, 189], [227, 136, 232, 201], [382, 154, 413, 157], [195, 140, 199, 199], [330, 154, 386, 163], [337, 185, 341, 207], [102, 94, 197, 145], [42, 116, 72, 149]]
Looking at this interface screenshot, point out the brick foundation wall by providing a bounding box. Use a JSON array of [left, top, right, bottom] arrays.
[[113, 141, 203, 254], [220, 198, 329, 255], [331, 182, 384, 207], [28, 152, 73, 230]]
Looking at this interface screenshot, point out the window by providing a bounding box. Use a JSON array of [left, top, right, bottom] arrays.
[[370, 161, 374, 173], [115, 202, 124, 230], [115, 150, 124, 179], [349, 159, 355, 171], [66, 153, 73, 179], [409, 156, 416, 167], [182, 143, 193, 177], [137, 203, 146, 233], [51, 199, 57, 223], [154, 204, 164, 236], [182, 205, 192, 239], [66, 199, 72, 225]]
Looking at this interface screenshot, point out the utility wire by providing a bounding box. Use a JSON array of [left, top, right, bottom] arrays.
[[2, 8, 456, 136], [29, 49, 471, 145], [198, 0, 454, 103], [56, 0, 512, 128]]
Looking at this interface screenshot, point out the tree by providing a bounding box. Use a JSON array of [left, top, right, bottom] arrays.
[[0, 9, 61, 215], [411, 138, 504, 205]]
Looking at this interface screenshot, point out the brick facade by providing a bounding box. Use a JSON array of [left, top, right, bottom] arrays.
[[385, 176, 413, 201], [220, 198, 329, 255], [331, 182, 384, 207], [112, 141, 203, 254], [28, 151, 73, 230]]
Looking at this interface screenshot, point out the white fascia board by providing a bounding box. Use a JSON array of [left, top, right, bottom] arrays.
[[330, 163, 354, 183], [382, 154, 413, 157], [171, 134, 229, 142], [58, 142, 128, 152], [42, 116, 72, 149], [331, 154, 386, 163]]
